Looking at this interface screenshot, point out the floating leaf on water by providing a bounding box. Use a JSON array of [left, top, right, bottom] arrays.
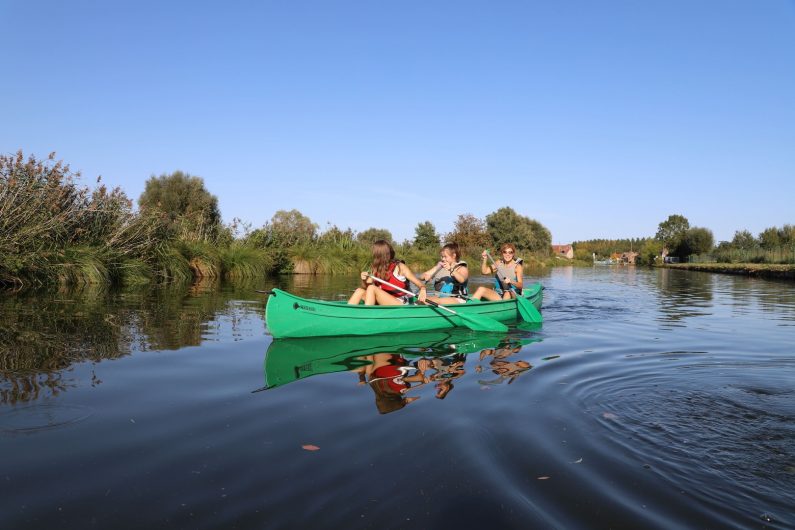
[[537, 476, 550, 480], [480, 386, 491, 390], [602, 412, 618, 420], [571, 458, 583, 464], [301, 444, 320, 451]]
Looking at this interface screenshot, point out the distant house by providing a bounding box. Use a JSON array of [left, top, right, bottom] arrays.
[[621, 251, 639, 264], [551, 244, 574, 259]]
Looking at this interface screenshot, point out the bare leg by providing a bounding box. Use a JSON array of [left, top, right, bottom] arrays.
[[369, 285, 404, 306], [364, 284, 377, 305], [425, 295, 465, 305], [472, 286, 503, 301], [348, 287, 366, 305]]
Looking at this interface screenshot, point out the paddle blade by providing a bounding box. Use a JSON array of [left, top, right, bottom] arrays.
[[458, 312, 509, 332], [515, 293, 543, 323]]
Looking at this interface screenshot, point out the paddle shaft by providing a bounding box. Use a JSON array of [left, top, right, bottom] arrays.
[[485, 251, 515, 294], [367, 274, 461, 316], [486, 251, 542, 323]]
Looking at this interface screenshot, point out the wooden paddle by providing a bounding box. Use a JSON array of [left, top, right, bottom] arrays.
[[367, 274, 508, 333], [485, 251, 543, 324]]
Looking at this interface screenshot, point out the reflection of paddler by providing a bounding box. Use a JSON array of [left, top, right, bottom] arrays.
[[359, 354, 431, 414], [476, 339, 532, 385]]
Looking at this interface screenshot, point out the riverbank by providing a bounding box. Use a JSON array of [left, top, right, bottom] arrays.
[[659, 262, 795, 280]]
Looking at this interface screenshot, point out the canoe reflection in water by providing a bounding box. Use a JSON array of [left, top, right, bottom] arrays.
[[262, 329, 539, 414]]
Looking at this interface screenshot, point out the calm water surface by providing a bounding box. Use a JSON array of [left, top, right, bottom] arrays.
[[1, 268, 794, 529]]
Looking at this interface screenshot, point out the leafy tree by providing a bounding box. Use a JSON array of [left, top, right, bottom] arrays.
[[680, 227, 714, 256], [758, 227, 780, 249], [413, 221, 440, 249], [759, 224, 795, 249], [138, 171, 221, 242], [317, 224, 356, 247], [446, 213, 491, 256], [731, 230, 758, 250], [637, 239, 664, 265], [244, 209, 318, 250], [357, 227, 393, 245], [269, 209, 318, 247], [783, 224, 795, 246], [572, 238, 650, 257], [485, 206, 551, 254], [655, 214, 690, 256]]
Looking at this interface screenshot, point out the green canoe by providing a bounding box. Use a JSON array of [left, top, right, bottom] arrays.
[[263, 328, 539, 389], [265, 283, 543, 339]]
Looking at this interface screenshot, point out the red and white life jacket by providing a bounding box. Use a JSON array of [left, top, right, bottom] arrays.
[[377, 261, 409, 298]]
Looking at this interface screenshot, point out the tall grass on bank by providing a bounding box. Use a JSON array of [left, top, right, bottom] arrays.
[[1, 152, 166, 287], [689, 246, 795, 265], [2, 151, 555, 289], [221, 246, 275, 280]]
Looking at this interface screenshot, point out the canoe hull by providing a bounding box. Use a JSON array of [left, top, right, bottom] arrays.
[[265, 283, 543, 338]]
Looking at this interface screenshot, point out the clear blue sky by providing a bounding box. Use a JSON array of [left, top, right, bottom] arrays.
[[2, 0, 794, 244]]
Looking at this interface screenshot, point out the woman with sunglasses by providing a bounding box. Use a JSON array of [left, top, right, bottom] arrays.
[[471, 243, 524, 301]]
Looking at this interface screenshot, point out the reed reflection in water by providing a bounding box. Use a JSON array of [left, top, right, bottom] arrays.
[[0, 279, 267, 405]]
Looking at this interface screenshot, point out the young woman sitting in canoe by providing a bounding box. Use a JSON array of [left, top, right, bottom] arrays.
[[471, 243, 524, 301], [419, 242, 469, 304], [348, 239, 427, 305]]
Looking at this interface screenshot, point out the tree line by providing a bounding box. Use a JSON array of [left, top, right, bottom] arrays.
[[1, 151, 552, 288], [573, 214, 795, 265]]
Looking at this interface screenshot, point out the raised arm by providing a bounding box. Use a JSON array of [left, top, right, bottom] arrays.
[[420, 261, 444, 282], [399, 263, 427, 302], [480, 250, 494, 274]]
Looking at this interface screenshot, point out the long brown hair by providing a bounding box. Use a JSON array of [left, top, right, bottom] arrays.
[[441, 242, 460, 262], [372, 240, 396, 280]]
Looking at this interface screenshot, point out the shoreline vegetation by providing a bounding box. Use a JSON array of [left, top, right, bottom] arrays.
[[1, 151, 556, 290], [2, 152, 793, 290]]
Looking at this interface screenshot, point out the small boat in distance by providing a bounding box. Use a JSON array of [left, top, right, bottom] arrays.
[[592, 252, 614, 265]]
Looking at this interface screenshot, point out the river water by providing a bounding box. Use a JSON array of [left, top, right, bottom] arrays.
[[1, 267, 793, 529]]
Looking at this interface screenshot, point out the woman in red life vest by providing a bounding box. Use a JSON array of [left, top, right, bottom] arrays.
[[348, 239, 427, 306]]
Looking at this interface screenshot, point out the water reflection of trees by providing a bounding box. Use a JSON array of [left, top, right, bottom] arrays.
[[650, 268, 795, 325], [0, 279, 266, 404], [652, 268, 715, 326]]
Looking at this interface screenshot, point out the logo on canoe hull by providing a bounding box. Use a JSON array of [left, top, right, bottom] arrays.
[[293, 302, 316, 312]]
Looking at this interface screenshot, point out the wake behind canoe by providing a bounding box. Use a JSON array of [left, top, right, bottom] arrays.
[[265, 283, 543, 339]]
